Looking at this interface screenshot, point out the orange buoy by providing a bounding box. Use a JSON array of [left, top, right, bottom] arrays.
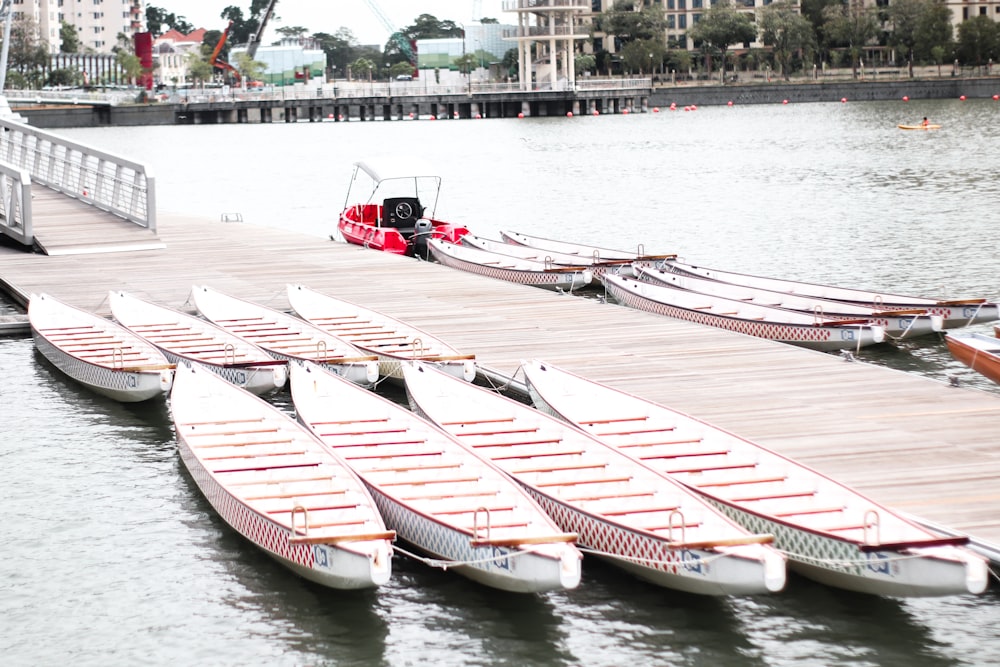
[[566, 111, 573, 117], [517, 112, 524, 118], [727, 101, 733, 107], [592, 110, 599, 116], [408, 112, 414, 119], [782, 99, 788, 105], [327, 113, 334, 119], [653, 107, 659, 112], [623, 108, 630, 114], [475, 113, 482, 119], [841, 97, 848, 103], [994, 95, 999, 101], [960, 95, 967, 101]]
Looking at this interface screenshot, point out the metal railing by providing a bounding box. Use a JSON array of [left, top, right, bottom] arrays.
[[0, 116, 155, 232], [0, 159, 32, 245]]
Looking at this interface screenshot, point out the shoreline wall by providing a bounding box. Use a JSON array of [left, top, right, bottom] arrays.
[[13, 77, 1000, 128]]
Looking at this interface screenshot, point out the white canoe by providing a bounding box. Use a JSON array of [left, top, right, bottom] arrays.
[[427, 238, 593, 293], [603, 274, 886, 352], [291, 362, 582, 593], [521, 359, 989, 597], [665, 259, 999, 329], [286, 284, 475, 383], [190, 285, 379, 387], [461, 234, 636, 277], [401, 363, 787, 596], [171, 362, 394, 590], [636, 265, 943, 340], [500, 229, 675, 264], [28, 293, 173, 402], [109, 291, 287, 395]]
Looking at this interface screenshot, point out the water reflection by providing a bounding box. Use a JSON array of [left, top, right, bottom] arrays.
[[732, 576, 959, 666]]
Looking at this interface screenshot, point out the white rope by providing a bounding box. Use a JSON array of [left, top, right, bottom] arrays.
[[390, 543, 539, 570]]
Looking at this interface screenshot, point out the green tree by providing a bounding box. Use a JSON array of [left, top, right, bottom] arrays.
[[9, 17, 50, 88], [913, 1, 953, 64], [687, 0, 757, 83], [621, 39, 666, 74], [405, 14, 464, 40], [888, 0, 928, 76], [454, 53, 477, 75], [145, 4, 194, 36], [955, 16, 1000, 71], [185, 51, 213, 86], [234, 52, 267, 83], [501, 48, 519, 78], [595, 1, 668, 44], [59, 21, 81, 54], [351, 57, 376, 80], [47, 68, 82, 87], [822, 0, 879, 78], [758, 1, 815, 80], [575, 53, 597, 75], [313, 29, 363, 79], [275, 26, 309, 39]]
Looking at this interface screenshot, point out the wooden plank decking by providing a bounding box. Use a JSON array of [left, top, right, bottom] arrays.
[[27, 187, 164, 256], [2, 213, 1000, 562]]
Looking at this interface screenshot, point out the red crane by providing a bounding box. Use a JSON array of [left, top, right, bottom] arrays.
[[209, 21, 242, 85]]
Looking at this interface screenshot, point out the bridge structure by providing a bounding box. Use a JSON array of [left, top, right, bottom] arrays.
[[0, 116, 161, 255]]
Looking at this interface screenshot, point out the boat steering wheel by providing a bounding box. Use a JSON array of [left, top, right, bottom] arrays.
[[394, 201, 415, 221]]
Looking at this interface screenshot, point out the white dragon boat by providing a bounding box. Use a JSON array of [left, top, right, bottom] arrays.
[[28, 293, 173, 402], [190, 285, 379, 387], [664, 259, 999, 329], [426, 238, 593, 293], [520, 359, 989, 597], [603, 274, 886, 352], [291, 362, 582, 593], [401, 363, 787, 596], [109, 291, 286, 395], [461, 234, 636, 278], [286, 284, 475, 383], [171, 362, 394, 590], [500, 230, 675, 266], [635, 265, 943, 340]]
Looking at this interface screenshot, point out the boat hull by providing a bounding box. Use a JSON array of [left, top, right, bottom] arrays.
[[366, 484, 579, 593], [286, 284, 476, 383], [664, 260, 998, 329], [32, 331, 172, 402], [402, 363, 786, 597], [945, 333, 1000, 384], [429, 239, 592, 293], [706, 499, 988, 597], [157, 347, 285, 395], [521, 359, 988, 597], [521, 488, 785, 596], [636, 265, 943, 339], [604, 276, 884, 351], [177, 437, 390, 590]]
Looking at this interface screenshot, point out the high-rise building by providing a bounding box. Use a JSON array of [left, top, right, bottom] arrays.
[[12, 0, 146, 54]]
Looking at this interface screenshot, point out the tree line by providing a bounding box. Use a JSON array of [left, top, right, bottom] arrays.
[[5, 0, 998, 90]]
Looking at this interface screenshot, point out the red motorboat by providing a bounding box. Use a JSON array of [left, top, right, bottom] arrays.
[[337, 161, 469, 258]]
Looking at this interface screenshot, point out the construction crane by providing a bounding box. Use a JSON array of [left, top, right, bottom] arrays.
[[209, 21, 242, 85], [362, 0, 418, 77], [247, 0, 279, 60]]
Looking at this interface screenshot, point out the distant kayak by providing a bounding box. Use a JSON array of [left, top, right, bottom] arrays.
[[898, 123, 941, 130]]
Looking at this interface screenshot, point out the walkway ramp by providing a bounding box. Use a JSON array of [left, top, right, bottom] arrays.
[[0, 116, 159, 255], [28, 186, 164, 256]]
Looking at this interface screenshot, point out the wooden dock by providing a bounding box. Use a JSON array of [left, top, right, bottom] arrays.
[[3, 213, 1000, 565]]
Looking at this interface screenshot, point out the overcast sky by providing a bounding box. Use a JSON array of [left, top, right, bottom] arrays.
[[155, 1, 508, 44]]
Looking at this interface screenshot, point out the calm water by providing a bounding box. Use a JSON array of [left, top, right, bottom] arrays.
[[3, 99, 1000, 666]]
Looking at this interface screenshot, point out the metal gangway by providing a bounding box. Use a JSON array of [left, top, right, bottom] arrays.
[[0, 115, 158, 254]]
